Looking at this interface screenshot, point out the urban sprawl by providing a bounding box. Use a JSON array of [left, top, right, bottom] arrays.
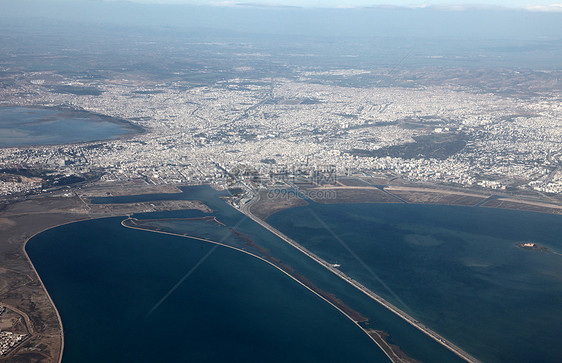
[[1, 69, 561, 198]]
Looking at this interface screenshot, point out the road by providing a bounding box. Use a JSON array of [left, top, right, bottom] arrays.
[[240, 193, 480, 363], [122, 218, 399, 363]]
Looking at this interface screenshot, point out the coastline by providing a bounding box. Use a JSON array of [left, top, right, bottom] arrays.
[[21, 220, 85, 363], [0, 105, 145, 149], [121, 218, 400, 362], [275, 181, 562, 215], [0, 185, 210, 361], [240, 194, 480, 363], [0, 211, 94, 362], [4, 181, 562, 361]]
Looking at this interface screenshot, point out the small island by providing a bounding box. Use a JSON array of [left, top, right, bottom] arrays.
[[516, 242, 552, 253]]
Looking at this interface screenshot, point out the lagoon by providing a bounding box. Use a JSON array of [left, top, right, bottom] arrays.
[[60, 186, 470, 362], [26, 215, 389, 362], [0, 107, 140, 147], [30, 185, 561, 362], [268, 202, 562, 362]]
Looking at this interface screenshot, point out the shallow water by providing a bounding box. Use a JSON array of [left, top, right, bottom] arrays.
[[268, 202, 562, 362], [0, 107, 138, 147]]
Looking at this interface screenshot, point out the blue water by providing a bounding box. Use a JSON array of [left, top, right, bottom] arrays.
[[42, 185, 559, 362], [0, 107, 139, 147], [86, 186, 467, 362], [26, 216, 390, 362], [268, 202, 562, 363]]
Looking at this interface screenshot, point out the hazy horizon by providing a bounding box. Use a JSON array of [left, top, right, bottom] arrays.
[[7, 0, 561, 11], [2, 0, 561, 39]]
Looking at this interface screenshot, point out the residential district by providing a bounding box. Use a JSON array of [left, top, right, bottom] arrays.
[[0, 69, 561, 199]]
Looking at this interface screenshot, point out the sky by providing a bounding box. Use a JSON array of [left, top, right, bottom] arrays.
[[122, 0, 562, 11]]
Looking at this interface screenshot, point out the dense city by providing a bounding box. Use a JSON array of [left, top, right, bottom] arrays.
[[1, 68, 561, 199]]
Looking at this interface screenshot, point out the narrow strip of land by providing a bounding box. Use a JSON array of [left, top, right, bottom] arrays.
[[240, 197, 480, 363], [384, 186, 489, 198], [121, 219, 401, 362], [492, 197, 562, 210]]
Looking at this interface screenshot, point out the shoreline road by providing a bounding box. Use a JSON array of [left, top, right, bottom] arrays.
[[239, 197, 480, 363]]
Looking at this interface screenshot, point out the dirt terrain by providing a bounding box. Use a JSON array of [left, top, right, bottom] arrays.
[[1, 179, 561, 362], [0, 184, 208, 362]]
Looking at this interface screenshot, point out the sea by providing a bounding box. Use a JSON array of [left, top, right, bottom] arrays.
[[0, 107, 139, 147], [26, 186, 562, 362]]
